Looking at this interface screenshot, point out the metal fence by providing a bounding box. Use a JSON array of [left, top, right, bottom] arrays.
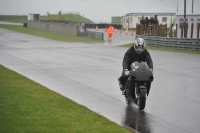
[[136, 24, 168, 37], [136, 35, 200, 49], [78, 30, 104, 40], [136, 23, 200, 38]]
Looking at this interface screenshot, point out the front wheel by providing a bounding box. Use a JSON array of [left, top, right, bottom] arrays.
[[138, 89, 146, 110]]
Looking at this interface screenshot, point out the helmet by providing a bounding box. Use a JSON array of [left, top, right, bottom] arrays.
[[134, 38, 146, 54]]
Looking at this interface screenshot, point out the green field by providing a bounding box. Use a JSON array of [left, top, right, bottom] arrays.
[[0, 13, 94, 24], [0, 65, 131, 133], [0, 24, 104, 43]]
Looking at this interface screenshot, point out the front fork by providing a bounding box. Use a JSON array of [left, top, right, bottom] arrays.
[[135, 83, 148, 99]]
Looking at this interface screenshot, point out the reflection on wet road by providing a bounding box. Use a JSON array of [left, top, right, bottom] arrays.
[[123, 105, 151, 133], [0, 28, 200, 133]]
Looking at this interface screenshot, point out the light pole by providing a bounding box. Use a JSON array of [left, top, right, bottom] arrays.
[[172, 0, 178, 14], [192, 0, 194, 13], [176, 0, 178, 14], [184, 0, 186, 38], [177, 0, 178, 13]]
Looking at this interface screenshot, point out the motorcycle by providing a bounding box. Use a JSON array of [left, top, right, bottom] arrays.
[[124, 61, 154, 110]]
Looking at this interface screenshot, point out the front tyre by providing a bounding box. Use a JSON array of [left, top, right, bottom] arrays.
[[138, 89, 146, 110]]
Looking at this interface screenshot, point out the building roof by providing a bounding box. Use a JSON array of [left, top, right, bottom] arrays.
[[176, 13, 200, 16], [124, 12, 176, 17]]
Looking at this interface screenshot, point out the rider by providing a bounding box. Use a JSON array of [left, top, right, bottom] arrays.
[[118, 37, 153, 95]]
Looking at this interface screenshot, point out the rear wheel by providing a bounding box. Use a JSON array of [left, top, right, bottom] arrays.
[[138, 89, 146, 110]]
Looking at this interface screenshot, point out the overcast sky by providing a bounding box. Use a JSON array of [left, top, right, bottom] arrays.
[[0, 0, 200, 23]]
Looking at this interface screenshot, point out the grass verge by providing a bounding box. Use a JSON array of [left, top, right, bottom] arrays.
[[122, 43, 200, 55], [0, 24, 104, 43], [0, 65, 131, 133], [0, 20, 26, 23], [0, 15, 27, 23]]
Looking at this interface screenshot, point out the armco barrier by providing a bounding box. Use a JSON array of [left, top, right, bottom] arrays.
[[77, 30, 104, 40], [85, 30, 104, 40], [136, 35, 200, 49]]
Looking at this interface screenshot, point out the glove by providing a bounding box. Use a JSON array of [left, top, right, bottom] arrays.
[[150, 69, 154, 74], [124, 69, 130, 76]]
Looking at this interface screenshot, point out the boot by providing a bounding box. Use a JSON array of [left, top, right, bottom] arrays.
[[118, 78, 125, 95]]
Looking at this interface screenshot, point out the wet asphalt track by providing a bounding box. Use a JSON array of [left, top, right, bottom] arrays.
[[1, 28, 200, 133]]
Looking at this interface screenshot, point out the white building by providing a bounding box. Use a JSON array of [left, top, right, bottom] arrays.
[[27, 13, 40, 21], [121, 12, 176, 29], [176, 14, 200, 38]]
